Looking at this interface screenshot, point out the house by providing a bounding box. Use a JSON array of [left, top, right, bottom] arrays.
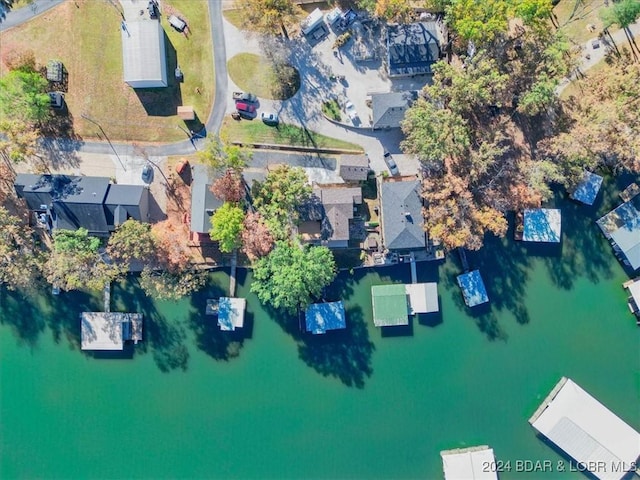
[[14, 174, 149, 235], [300, 185, 362, 248], [440, 446, 498, 480], [339, 154, 369, 182], [522, 208, 562, 243], [121, 18, 168, 88], [370, 91, 417, 130], [457, 270, 489, 307], [570, 171, 603, 206], [190, 164, 223, 242], [597, 192, 640, 271], [81, 312, 142, 350], [529, 377, 640, 480], [305, 301, 346, 334], [387, 22, 445, 77], [371, 284, 409, 327], [380, 179, 426, 251]]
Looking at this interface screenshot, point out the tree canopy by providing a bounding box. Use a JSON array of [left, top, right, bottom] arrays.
[[0, 206, 43, 291], [198, 137, 252, 173], [251, 241, 336, 314], [210, 169, 245, 203], [210, 202, 245, 253], [357, 0, 414, 22], [0, 70, 50, 125], [241, 212, 274, 262], [106, 219, 156, 267], [233, 0, 302, 37]]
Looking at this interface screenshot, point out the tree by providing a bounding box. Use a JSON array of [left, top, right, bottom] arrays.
[[138, 267, 207, 302], [251, 242, 336, 314], [106, 219, 155, 267], [600, 0, 640, 57], [45, 229, 122, 292], [0, 206, 42, 291], [210, 169, 245, 203], [0, 119, 40, 165], [233, 0, 302, 38], [252, 165, 311, 239], [0, 70, 50, 125], [357, 0, 414, 22], [241, 212, 274, 261], [210, 202, 245, 253], [198, 137, 252, 173]]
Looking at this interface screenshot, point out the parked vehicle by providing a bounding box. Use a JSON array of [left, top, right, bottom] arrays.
[[261, 111, 279, 126], [344, 100, 358, 121], [232, 91, 257, 102], [236, 102, 256, 114], [168, 15, 186, 32], [141, 163, 154, 184], [384, 150, 399, 176]]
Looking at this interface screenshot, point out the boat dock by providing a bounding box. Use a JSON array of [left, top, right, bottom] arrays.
[[528, 376, 568, 424]]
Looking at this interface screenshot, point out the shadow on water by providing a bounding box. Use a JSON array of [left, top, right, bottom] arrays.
[[113, 276, 190, 373], [0, 286, 48, 347], [186, 271, 252, 362]]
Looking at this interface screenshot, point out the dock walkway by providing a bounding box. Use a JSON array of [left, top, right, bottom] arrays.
[[458, 248, 469, 272], [410, 252, 417, 284], [103, 283, 111, 313], [229, 251, 238, 297]]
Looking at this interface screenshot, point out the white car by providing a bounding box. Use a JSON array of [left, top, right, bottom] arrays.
[[344, 100, 358, 122], [261, 111, 279, 126]]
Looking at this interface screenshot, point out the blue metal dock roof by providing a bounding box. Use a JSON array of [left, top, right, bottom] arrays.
[[457, 270, 489, 307], [571, 171, 603, 206], [305, 301, 346, 334]]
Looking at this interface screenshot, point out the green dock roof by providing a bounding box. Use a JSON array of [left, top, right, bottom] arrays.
[[371, 284, 409, 327]]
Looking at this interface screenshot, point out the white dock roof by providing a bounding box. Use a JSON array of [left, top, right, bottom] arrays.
[[529, 377, 640, 480], [405, 282, 438, 314], [627, 279, 640, 306], [81, 312, 123, 350], [441, 446, 498, 480], [217, 297, 246, 331]]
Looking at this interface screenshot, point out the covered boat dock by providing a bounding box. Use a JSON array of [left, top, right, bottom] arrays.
[[405, 282, 438, 314], [457, 270, 489, 307], [529, 377, 640, 480], [217, 297, 246, 332], [440, 445, 498, 480], [522, 208, 562, 243], [571, 171, 603, 205], [305, 301, 346, 334], [81, 312, 142, 350], [371, 284, 409, 327]]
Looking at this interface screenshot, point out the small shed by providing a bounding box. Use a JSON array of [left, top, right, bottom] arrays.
[[305, 301, 346, 334], [217, 297, 246, 331], [571, 171, 603, 205], [405, 282, 438, 314], [457, 270, 489, 307], [46, 60, 63, 82], [522, 208, 562, 243], [177, 105, 195, 120], [371, 284, 408, 327]]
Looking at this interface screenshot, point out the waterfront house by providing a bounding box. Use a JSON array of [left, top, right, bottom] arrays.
[[190, 164, 222, 242], [371, 284, 409, 327], [522, 208, 562, 243], [121, 14, 167, 88], [570, 171, 603, 206], [387, 22, 445, 78], [440, 446, 498, 480], [457, 270, 489, 307], [380, 179, 426, 251], [597, 192, 640, 271], [217, 297, 246, 331], [529, 377, 640, 480], [305, 301, 346, 334], [14, 174, 149, 236], [81, 312, 142, 350], [339, 154, 370, 182], [370, 91, 417, 130]]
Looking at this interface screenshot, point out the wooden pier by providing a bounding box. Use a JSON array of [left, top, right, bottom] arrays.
[[458, 248, 469, 272], [103, 282, 111, 313], [229, 250, 238, 297], [410, 252, 417, 284]]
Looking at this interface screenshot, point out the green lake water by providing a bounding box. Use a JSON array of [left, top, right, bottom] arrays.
[[2, 178, 639, 480]]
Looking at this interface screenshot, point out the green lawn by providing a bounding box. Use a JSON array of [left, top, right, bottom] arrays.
[[222, 8, 245, 30], [0, 0, 214, 143], [220, 116, 363, 151], [554, 0, 607, 45], [227, 53, 300, 101]]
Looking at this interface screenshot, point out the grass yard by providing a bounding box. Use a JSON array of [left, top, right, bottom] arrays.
[[0, 0, 213, 143], [222, 8, 244, 30], [554, 0, 607, 45], [220, 116, 363, 151], [227, 53, 300, 101], [322, 99, 342, 121], [560, 56, 609, 99]]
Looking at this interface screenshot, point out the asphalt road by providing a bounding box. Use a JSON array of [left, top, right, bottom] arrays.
[[0, 0, 64, 32]]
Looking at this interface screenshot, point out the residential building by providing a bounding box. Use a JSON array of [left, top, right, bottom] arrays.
[[380, 179, 425, 251], [387, 21, 445, 78], [339, 154, 370, 182], [371, 91, 417, 130], [190, 164, 223, 242]]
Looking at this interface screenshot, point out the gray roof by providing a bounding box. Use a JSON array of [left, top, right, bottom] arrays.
[[380, 179, 425, 250], [387, 22, 443, 77], [105, 184, 145, 207], [597, 195, 640, 270], [339, 154, 369, 181], [121, 19, 167, 88], [371, 91, 417, 129], [311, 186, 362, 245], [190, 164, 222, 234]]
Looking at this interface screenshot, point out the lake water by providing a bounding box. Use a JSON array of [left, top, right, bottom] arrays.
[[2, 177, 639, 480]]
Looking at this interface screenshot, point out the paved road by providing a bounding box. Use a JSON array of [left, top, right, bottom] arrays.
[[0, 0, 64, 32]]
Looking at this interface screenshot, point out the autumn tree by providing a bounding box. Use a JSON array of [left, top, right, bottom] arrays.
[[0, 206, 43, 291], [241, 212, 274, 261], [106, 219, 156, 267], [357, 0, 414, 22], [252, 165, 311, 239], [198, 136, 252, 173], [0, 119, 40, 166], [233, 0, 302, 38], [251, 241, 336, 314], [210, 169, 245, 203], [45, 229, 122, 292], [210, 202, 245, 253], [0, 70, 50, 125]]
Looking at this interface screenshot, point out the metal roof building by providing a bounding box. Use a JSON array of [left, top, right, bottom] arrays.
[[371, 284, 409, 327], [217, 297, 246, 331], [597, 194, 640, 271], [81, 312, 142, 350], [522, 208, 562, 243], [405, 282, 438, 314], [571, 171, 603, 206], [121, 19, 168, 88], [457, 270, 489, 307], [529, 377, 640, 480], [305, 301, 346, 334], [440, 446, 498, 480]]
